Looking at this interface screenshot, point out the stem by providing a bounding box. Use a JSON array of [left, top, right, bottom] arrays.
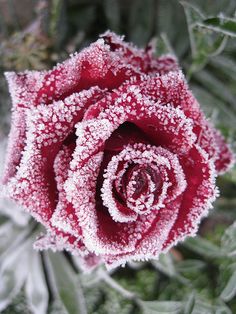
[[98, 269, 137, 300]]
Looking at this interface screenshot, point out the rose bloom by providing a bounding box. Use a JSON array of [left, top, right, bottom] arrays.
[[1, 32, 234, 269]]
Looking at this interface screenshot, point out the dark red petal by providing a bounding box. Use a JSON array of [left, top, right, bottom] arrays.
[[84, 84, 196, 155], [51, 144, 82, 237], [100, 31, 151, 73], [162, 145, 218, 251], [98, 145, 217, 269], [3, 87, 104, 225], [149, 55, 179, 75], [101, 198, 182, 269], [210, 126, 235, 174], [130, 70, 234, 174], [101, 31, 179, 76], [65, 94, 195, 254], [2, 72, 34, 183], [34, 229, 87, 256], [74, 254, 101, 272], [34, 39, 142, 106]]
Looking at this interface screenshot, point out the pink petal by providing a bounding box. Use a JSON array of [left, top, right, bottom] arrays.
[[65, 90, 196, 255], [162, 145, 218, 251], [34, 229, 87, 256], [132, 70, 234, 173], [2, 71, 43, 183], [101, 31, 178, 75], [34, 38, 142, 106], [51, 143, 81, 237], [4, 87, 104, 225]]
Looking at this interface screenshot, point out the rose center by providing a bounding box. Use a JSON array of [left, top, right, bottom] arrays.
[[118, 164, 163, 215], [101, 143, 186, 223]]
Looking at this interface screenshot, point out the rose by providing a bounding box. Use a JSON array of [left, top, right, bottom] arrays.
[[2, 32, 234, 269]]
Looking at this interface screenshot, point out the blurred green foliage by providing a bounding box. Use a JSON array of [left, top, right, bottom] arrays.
[[0, 0, 236, 313]]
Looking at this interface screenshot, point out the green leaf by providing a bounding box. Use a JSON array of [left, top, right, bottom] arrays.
[[157, 1, 188, 58], [183, 236, 225, 258], [128, 0, 156, 46], [191, 84, 236, 126], [152, 253, 176, 277], [194, 70, 236, 114], [220, 270, 236, 302], [183, 293, 195, 314], [103, 0, 120, 32], [49, 0, 67, 48], [155, 33, 175, 56], [25, 250, 49, 314], [47, 252, 87, 314], [176, 260, 206, 274], [140, 300, 183, 314], [0, 240, 31, 311], [196, 16, 236, 37], [221, 223, 236, 257], [181, 1, 229, 75], [210, 55, 236, 82], [180, 1, 205, 57]]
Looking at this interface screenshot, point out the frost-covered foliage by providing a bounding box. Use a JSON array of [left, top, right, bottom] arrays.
[[0, 1, 236, 314]]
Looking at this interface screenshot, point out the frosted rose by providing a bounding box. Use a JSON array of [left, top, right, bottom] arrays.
[[1, 32, 234, 269]]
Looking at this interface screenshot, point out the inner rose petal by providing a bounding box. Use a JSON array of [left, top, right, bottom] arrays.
[[101, 144, 186, 223]]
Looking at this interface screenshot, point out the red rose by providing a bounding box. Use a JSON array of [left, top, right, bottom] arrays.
[[1, 32, 234, 269]]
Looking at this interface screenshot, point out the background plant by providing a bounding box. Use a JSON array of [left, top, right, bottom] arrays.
[[0, 1, 236, 313]]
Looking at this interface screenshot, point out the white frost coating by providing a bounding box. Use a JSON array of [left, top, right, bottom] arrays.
[[101, 144, 186, 223], [161, 144, 219, 255], [2, 31, 232, 269], [51, 145, 80, 236], [0, 136, 29, 226], [34, 231, 88, 257], [64, 87, 193, 256], [3, 86, 104, 225]]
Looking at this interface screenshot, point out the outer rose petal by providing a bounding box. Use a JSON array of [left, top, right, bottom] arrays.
[[210, 126, 235, 174], [101, 31, 178, 75], [127, 70, 234, 173], [34, 229, 87, 257], [2, 36, 145, 184], [73, 254, 101, 272], [2, 72, 39, 183], [102, 145, 217, 269], [52, 144, 81, 236], [3, 87, 104, 225]]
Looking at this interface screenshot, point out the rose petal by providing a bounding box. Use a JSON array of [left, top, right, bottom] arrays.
[[34, 38, 142, 106], [101, 198, 181, 269], [65, 91, 196, 255], [51, 144, 81, 237], [2, 72, 43, 183], [2, 36, 145, 184], [162, 145, 218, 251], [4, 87, 104, 225], [34, 229, 87, 256], [130, 70, 233, 173], [99, 145, 217, 269], [101, 31, 178, 75]]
